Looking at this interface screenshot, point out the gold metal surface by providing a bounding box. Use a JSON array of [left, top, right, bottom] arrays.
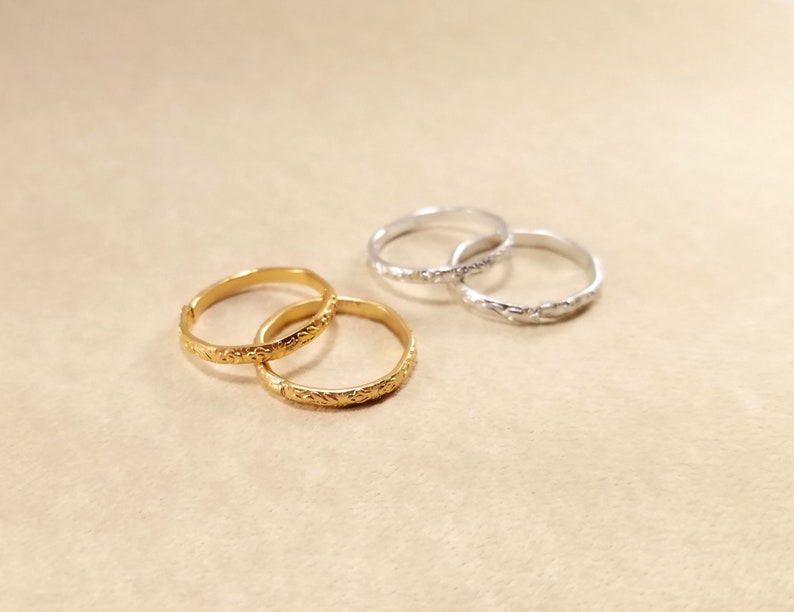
[[255, 296, 417, 407], [178, 268, 337, 364]]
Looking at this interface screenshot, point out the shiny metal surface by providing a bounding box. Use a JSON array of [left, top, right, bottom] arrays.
[[450, 228, 603, 324], [368, 207, 512, 283]]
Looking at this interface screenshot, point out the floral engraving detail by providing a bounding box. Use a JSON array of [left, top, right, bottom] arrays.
[[457, 286, 598, 325], [376, 241, 510, 284], [179, 297, 337, 364], [268, 341, 417, 408]]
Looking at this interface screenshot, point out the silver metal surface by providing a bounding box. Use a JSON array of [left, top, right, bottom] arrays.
[[367, 207, 512, 283], [450, 228, 603, 324]]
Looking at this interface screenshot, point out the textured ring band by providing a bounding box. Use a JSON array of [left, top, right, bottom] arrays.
[[368, 207, 512, 283], [450, 228, 603, 324], [178, 268, 337, 364], [255, 296, 417, 407]]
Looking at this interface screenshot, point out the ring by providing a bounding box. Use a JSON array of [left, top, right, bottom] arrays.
[[450, 228, 603, 324], [178, 268, 337, 364], [255, 296, 417, 407], [368, 207, 512, 283]]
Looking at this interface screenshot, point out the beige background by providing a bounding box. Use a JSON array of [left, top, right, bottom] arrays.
[[2, 0, 794, 609]]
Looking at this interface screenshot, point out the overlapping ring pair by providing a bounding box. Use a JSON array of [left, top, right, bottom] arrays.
[[367, 207, 603, 324], [178, 268, 416, 408]]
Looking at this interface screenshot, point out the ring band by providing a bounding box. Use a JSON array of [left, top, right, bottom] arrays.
[[368, 207, 512, 283], [450, 228, 603, 324], [178, 268, 337, 364], [255, 296, 417, 407]]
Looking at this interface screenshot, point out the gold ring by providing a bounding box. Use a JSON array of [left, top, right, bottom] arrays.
[[255, 296, 417, 407], [178, 268, 337, 364]]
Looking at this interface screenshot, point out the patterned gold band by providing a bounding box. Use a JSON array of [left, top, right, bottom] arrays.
[[178, 268, 337, 364], [255, 296, 417, 407]]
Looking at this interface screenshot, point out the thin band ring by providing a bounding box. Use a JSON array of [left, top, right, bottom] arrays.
[[450, 229, 603, 324], [368, 207, 512, 283], [255, 296, 417, 407], [178, 268, 337, 364]]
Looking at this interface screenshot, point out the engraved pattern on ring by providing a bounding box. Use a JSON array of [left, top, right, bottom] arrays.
[[451, 228, 602, 325], [255, 297, 417, 407]]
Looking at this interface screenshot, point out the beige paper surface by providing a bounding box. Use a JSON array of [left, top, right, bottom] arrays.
[[2, 0, 793, 609]]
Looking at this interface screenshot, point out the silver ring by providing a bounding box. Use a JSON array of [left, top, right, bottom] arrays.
[[450, 228, 603, 324], [368, 207, 512, 283]]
